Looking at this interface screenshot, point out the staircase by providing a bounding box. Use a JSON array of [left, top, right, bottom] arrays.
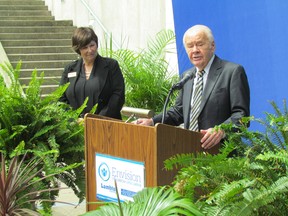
[[0, 0, 78, 96]]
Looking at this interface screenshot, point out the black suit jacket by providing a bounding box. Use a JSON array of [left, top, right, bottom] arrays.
[[153, 55, 250, 130], [59, 55, 125, 119]]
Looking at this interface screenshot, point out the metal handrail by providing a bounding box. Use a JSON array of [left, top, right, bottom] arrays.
[[79, 0, 120, 49]]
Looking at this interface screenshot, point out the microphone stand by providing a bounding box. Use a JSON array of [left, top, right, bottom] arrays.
[[161, 71, 194, 124], [161, 86, 176, 124]]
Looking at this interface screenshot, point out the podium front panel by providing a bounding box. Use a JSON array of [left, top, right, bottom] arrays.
[[84, 115, 157, 211], [84, 115, 219, 211]]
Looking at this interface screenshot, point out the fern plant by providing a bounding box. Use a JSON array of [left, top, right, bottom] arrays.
[[165, 100, 288, 215], [81, 186, 204, 216], [0, 62, 86, 210], [100, 29, 179, 113], [0, 149, 79, 215]]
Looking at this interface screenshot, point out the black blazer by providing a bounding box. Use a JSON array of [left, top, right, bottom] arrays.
[[153, 55, 250, 130], [59, 55, 125, 119]]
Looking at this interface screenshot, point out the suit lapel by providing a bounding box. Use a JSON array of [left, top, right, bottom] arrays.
[[199, 56, 222, 114], [90, 55, 108, 100]]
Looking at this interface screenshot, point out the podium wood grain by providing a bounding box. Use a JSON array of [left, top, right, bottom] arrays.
[[84, 114, 218, 211]]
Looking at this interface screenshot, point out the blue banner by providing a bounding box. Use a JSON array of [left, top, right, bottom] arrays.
[[172, 0, 288, 131]]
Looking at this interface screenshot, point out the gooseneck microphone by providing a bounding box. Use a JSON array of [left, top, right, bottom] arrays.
[[161, 71, 194, 124], [171, 73, 193, 90]]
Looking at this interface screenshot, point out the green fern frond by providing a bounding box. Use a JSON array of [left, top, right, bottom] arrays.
[[0, 61, 24, 96], [248, 162, 265, 172], [60, 144, 85, 154], [25, 69, 44, 101], [207, 178, 255, 205], [99, 30, 178, 113], [164, 153, 197, 170], [29, 124, 60, 142], [0, 61, 86, 206], [256, 150, 288, 165], [256, 100, 288, 149], [10, 140, 26, 157], [42, 83, 69, 104], [75, 97, 89, 116], [232, 176, 288, 216]]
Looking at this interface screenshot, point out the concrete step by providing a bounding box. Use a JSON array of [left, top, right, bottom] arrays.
[[10, 60, 71, 69], [22, 84, 60, 95], [1, 39, 71, 47], [0, 0, 41, 1], [0, 26, 76, 33], [0, 0, 42, 1], [19, 68, 64, 77], [4, 46, 74, 54], [8, 53, 78, 61], [0, 20, 73, 27], [0, 33, 72, 40], [0, 1, 44, 5], [0, 0, 76, 95], [41, 85, 60, 95], [0, 16, 54, 21], [19, 76, 61, 85], [0, 10, 51, 16], [0, 5, 48, 10]]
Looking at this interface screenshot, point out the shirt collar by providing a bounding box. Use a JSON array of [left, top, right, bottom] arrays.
[[196, 54, 215, 75]]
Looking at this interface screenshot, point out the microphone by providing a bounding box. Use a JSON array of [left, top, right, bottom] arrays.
[[161, 71, 194, 124], [171, 72, 193, 90]]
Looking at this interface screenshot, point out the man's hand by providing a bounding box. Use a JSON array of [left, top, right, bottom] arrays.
[[132, 118, 154, 126], [200, 128, 225, 149]]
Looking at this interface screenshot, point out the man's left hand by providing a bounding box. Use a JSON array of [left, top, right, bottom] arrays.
[[200, 128, 225, 149]]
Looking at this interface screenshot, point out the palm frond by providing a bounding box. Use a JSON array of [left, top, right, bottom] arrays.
[[99, 29, 178, 113], [82, 187, 204, 216]]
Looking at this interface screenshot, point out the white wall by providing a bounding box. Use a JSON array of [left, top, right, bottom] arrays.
[[43, 0, 178, 73], [0, 42, 11, 86]]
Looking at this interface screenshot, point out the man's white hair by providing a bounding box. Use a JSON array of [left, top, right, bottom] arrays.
[[182, 24, 214, 45]]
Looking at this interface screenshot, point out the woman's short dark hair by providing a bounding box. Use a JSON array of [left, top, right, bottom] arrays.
[[72, 27, 98, 55]]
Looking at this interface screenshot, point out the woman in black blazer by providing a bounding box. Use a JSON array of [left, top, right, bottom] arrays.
[[59, 27, 125, 120]]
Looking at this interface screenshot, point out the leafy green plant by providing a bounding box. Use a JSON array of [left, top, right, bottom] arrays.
[[165, 100, 288, 215], [0, 151, 78, 215], [81, 186, 204, 216], [0, 61, 86, 209], [100, 29, 179, 113]]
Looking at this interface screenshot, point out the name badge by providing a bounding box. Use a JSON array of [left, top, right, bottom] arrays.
[[68, 72, 77, 78]]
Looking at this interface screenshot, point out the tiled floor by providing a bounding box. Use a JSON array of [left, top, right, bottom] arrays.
[[51, 185, 86, 216]]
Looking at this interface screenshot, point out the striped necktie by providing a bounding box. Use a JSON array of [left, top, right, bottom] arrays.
[[189, 70, 205, 131]]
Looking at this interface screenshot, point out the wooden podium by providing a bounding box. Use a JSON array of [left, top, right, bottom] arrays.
[[84, 114, 218, 211]]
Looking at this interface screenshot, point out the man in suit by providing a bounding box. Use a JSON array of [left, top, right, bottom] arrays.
[[135, 24, 250, 150]]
